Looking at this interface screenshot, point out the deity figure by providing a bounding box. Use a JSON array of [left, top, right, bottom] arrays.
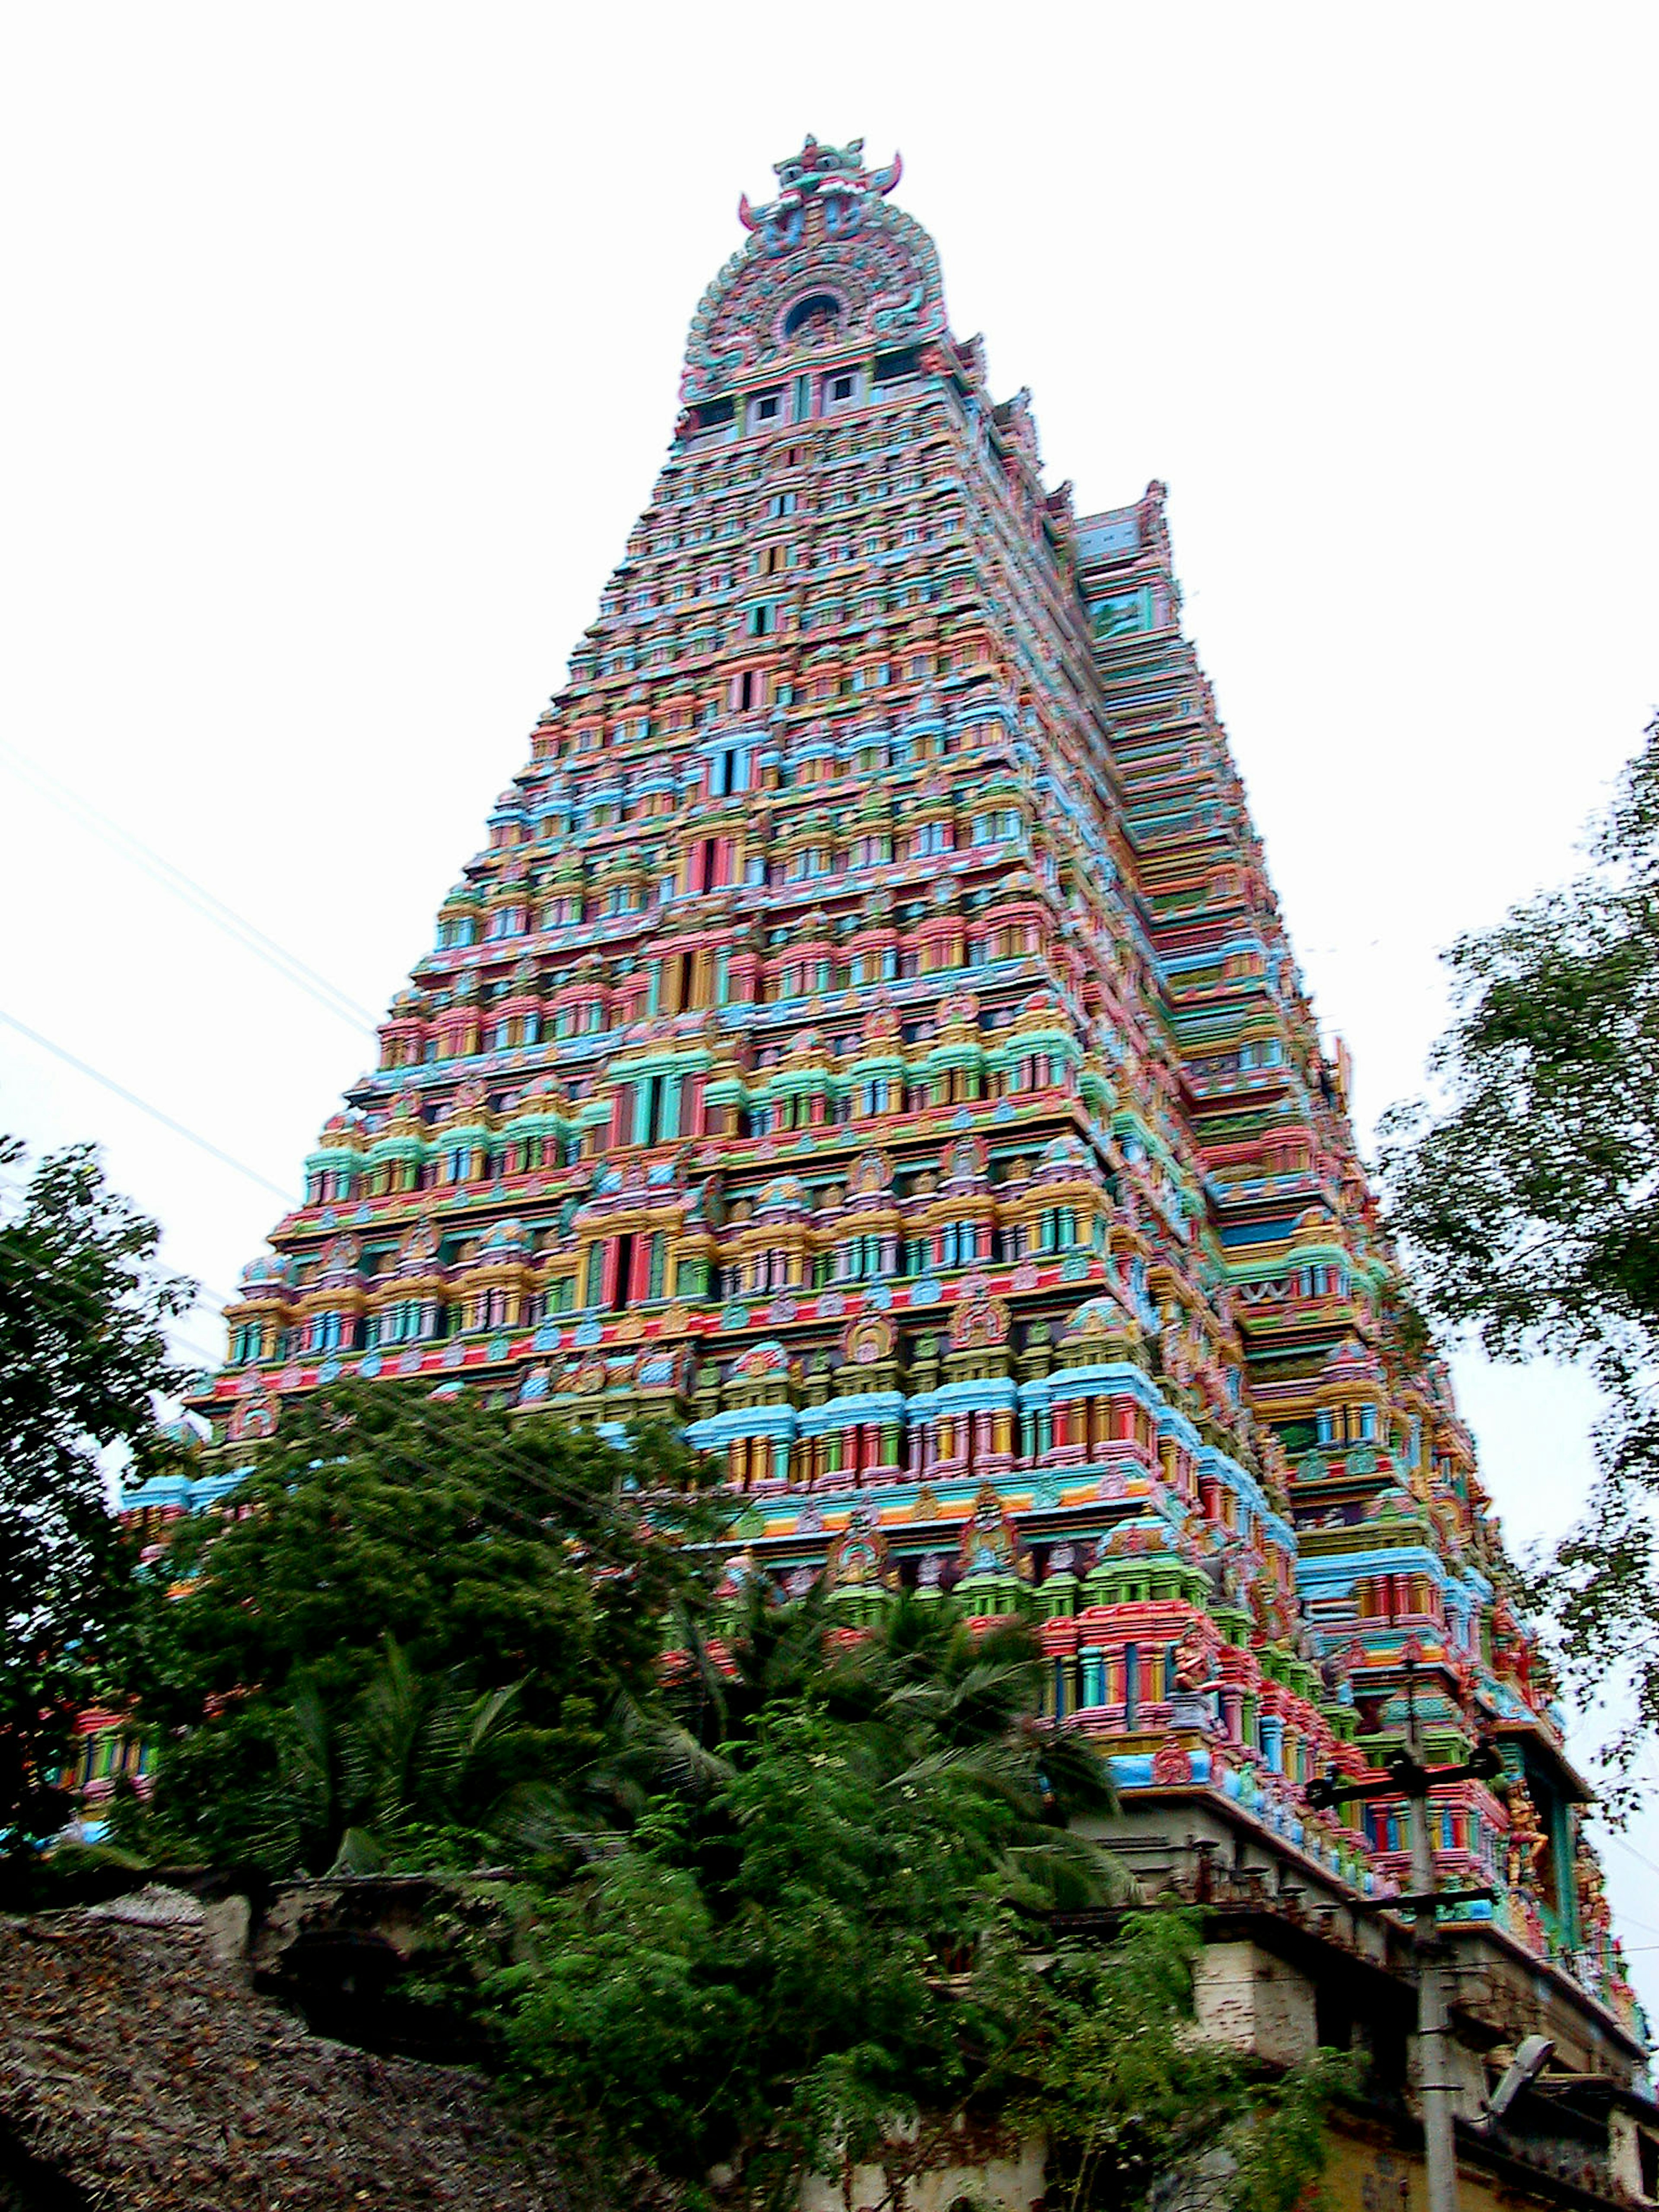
[[1173, 1620, 1214, 1692], [1503, 1779, 1547, 1894], [1574, 1836, 1612, 1950], [958, 1483, 1021, 1577], [829, 1501, 892, 1590]]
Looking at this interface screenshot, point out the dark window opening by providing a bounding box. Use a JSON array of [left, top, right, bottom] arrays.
[[874, 347, 922, 383], [785, 292, 842, 339]]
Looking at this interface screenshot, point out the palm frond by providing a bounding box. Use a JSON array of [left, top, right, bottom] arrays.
[[329, 1824, 387, 1877], [487, 1776, 584, 1856]]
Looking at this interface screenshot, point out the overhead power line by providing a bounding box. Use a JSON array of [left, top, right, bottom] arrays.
[[0, 742, 379, 1034], [0, 899, 699, 1529], [3, 1030, 693, 1535], [1596, 1827, 1659, 1886], [0, 1007, 296, 1205], [4, 1162, 652, 1527]]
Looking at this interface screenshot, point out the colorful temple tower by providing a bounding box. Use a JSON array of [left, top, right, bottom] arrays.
[[137, 136, 1638, 2047]]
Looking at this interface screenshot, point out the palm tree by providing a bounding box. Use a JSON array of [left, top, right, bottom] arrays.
[[591, 1586, 1128, 1913], [255, 1639, 532, 1874]]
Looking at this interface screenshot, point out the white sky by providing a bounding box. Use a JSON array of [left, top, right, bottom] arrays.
[[3, 3, 1657, 2015]]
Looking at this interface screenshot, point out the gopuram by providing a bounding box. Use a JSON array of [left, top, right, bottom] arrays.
[[114, 135, 1653, 2184]]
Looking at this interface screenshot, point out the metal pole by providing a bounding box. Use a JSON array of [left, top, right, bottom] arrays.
[[1403, 1659, 1460, 2212], [1407, 1782, 1461, 2212], [1308, 1660, 1503, 2212]]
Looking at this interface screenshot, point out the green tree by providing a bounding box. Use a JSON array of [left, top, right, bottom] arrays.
[[129, 1382, 714, 1875], [499, 1592, 1347, 2212], [1029, 1918, 1357, 2212], [155, 1638, 548, 1878], [504, 1619, 1104, 2207], [0, 1136, 194, 1850], [122, 1432, 1351, 2211], [1380, 713, 1659, 1785], [602, 1585, 1121, 1909]]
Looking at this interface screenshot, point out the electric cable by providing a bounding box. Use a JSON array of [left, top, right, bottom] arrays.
[[0, 770, 954, 1529], [2, 1147, 662, 1536], [0, 715, 788, 1634], [0, 1132, 677, 1531], [0, 741, 379, 1033], [1, 1008, 297, 1204], [0, 810, 644, 1519], [0, 1161, 242, 1318], [2, 1201, 684, 1539], [1592, 1827, 1659, 1885]]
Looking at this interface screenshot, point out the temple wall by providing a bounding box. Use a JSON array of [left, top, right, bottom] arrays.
[[798, 2133, 1047, 2212], [1192, 1939, 1319, 2066]]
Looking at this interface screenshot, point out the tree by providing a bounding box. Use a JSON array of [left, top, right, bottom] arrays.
[[1380, 712, 1659, 1788], [588, 1584, 1123, 1916], [499, 1592, 1348, 2212], [123, 1436, 1351, 2210], [129, 1382, 715, 1876], [0, 1136, 194, 1850], [1027, 1920, 1357, 2212]]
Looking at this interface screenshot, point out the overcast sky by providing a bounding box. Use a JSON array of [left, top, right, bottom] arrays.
[[3, 3, 1657, 2008]]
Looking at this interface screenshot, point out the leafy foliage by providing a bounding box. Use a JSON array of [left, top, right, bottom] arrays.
[[496, 1593, 1348, 2212], [619, 1585, 1122, 1905], [116, 1398, 1351, 2209], [1380, 714, 1659, 1783], [0, 1136, 194, 1848], [127, 1383, 715, 1874], [1024, 1923, 1360, 2212], [140, 1640, 548, 1878]]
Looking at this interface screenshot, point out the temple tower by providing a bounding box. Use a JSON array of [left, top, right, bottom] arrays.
[[143, 137, 1640, 2044]]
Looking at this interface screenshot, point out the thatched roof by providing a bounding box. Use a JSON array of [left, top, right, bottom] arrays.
[[0, 1890, 565, 2211]]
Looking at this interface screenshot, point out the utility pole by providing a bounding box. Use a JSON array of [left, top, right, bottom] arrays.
[[1399, 1650, 1464, 2212], [1307, 1642, 1503, 2212]]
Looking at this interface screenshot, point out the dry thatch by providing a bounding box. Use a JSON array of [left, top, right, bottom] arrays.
[[0, 1891, 566, 2211]]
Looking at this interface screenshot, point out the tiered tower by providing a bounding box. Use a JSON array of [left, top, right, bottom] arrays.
[[156, 136, 1637, 2040]]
